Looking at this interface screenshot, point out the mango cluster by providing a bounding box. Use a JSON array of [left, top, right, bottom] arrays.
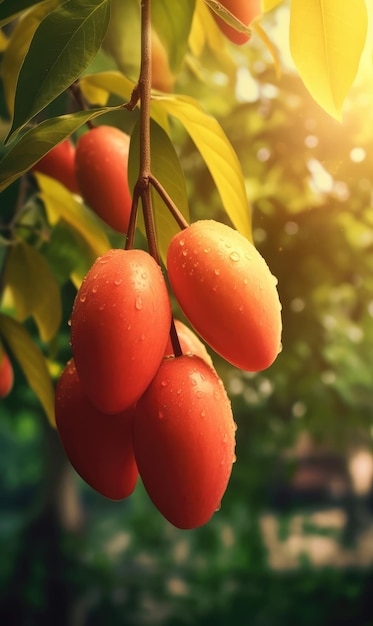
[[55, 220, 281, 529]]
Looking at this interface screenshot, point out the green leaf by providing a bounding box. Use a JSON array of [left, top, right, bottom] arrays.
[[1, 0, 58, 116], [101, 0, 141, 82], [0, 0, 49, 26], [7, 0, 111, 141], [5, 240, 62, 342], [41, 220, 99, 286], [128, 119, 190, 264], [36, 173, 111, 264], [152, 0, 195, 73], [155, 94, 252, 241], [0, 106, 119, 193], [0, 313, 55, 426], [290, 0, 368, 120]]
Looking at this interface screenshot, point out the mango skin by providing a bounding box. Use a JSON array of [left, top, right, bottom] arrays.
[[212, 0, 262, 45], [71, 249, 172, 414], [75, 125, 132, 234], [167, 220, 282, 372], [33, 138, 79, 194], [0, 350, 13, 398], [55, 359, 138, 500], [133, 355, 236, 529]]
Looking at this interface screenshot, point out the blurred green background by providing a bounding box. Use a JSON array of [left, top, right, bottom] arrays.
[[2, 3, 373, 625]]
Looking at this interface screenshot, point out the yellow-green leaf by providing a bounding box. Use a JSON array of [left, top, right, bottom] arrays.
[[154, 94, 252, 241], [1, 1, 58, 116], [290, 0, 368, 120], [0, 313, 55, 426], [5, 240, 62, 342], [80, 71, 171, 131], [0, 29, 8, 52], [79, 71, 135, 106], [36, 173, 111, 262]]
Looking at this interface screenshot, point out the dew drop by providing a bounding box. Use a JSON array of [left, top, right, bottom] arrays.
[[135, 296, 143, 310], [232, 454, 237, 463], [67, 319, 72, 327], [200, 410, 206, 417], [182, 249, 188, 257], [229, 251, 240, 262], [114, 278, 123, 286], [215, 503, 221, 512], [99, 257, 109, 264], [79, 293, 87, 303], [92, 285, 98, 294], [179, 238, 185, 247], [191, 378, 197, 386], [141, 272, 147, 280], [161, 379, 169, 387], [196, 390, 204, 398], [203, 248, 210, 253], [238, 304, 244, 313], [223, 433, 228, 443], [214, 268, 221, 276]]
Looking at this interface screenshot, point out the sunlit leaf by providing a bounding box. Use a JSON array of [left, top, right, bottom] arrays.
[[36, 173, 111, 261], [0, 313, 55, 426], [0, 0, 49, 26], [128, 119, 190, 264], [7, 0, 111, 141], [0, 106, 119, 193], [154, 94, 252, 241], [189, 0, 225, 56], [290, 0, 368, 120], [5, 240, 62, 342], [262, 0, 283, 11], [253, 23, 281, 78], [1, 0, 57, 116], [152, 0, 195, 73]]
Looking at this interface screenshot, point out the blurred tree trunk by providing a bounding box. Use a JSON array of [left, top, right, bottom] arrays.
[[2, 416, 85, 626]]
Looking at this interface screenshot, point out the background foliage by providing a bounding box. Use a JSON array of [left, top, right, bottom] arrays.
[[1, 0, 373, 624]]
